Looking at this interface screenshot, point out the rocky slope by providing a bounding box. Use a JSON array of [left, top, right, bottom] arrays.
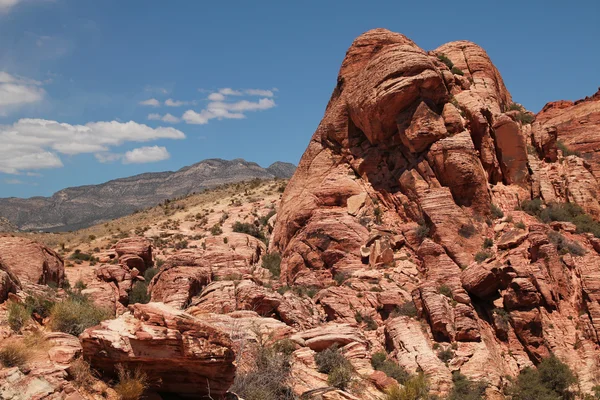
[[2, 28, 600, 400], [0, 158, 295, 232]]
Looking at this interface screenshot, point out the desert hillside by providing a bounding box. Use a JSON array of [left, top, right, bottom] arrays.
[[2, 29, 600, 400]]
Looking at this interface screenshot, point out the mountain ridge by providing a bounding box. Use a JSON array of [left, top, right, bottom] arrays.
[[0, 158, 295, 232]]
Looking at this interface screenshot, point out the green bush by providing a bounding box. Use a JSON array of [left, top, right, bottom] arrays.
[[371, 352, 410, 384], [437, 349, 454, 364], [520, 198, 543, 216], [69, 249, 94, 262], [475, 251, 491, 263], [129, 282, 150, 304], [24, 293, 55, 319], [7, 302, 30, 332], [515, 221, 527, 230], [437, 54, 454, 69], [448, 371, 487, 400], [392, 302, 418, 318], [210, 224, 223, 236], [516, 112, 535, 125], [144, 267, 158, 281], [384, 373, 429, 400], [262, 252, 282, 277], [333, 272, 348, 286], [491, 204, 504, 219], [0, 342, 31, 368], [439, 285, 452, 298], [314, 344, 354, 389], [415, 222, 430, 242], [507, 355, 576, 400], [451, 66, 464, 76], [327, 364, 353, 389], [483, 238, 494, 248], [259, 210, 276, 226], [557, 141, 581, 157], [74, 280, 87, 290], [548, 231, 586, 256], [232, 221, 265, 240], [48, 294, 111, 336], [458, 224, 476, 238]]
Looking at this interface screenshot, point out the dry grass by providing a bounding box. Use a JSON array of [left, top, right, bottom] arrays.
[[69, 358, 97, 390], [113, 364, 148, 400], [7, 301, 30, 332], [0, 341, 32, 369], [48, 296, 112, 336]]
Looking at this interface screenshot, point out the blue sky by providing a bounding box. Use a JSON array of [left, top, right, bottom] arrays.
[[0, 0, 598, 198]]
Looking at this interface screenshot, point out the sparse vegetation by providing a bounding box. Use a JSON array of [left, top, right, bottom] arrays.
[[483, 238, 494, 248], [451, 66, 464, 76], [437, 348, 454, 364], [371, 352, 410, 384], [506, 355, 576, 400], [491, 203, 504, 219], [232, 221, 265, 240], [547, 231, 586, 256], [0, 342, 31, 368], [314, 344, 354, 390], [7, 302, 30, 332], [333, 272, 348, 286], [448, 371, 487, 400], [144, 267, 158, 281], [437, 53, 454, 69], [48, 292, 111, 336], [384, 373, 429, 400], [69, 358, 97, 390], [391, 301, 418, 318], [439, 285, 452, 298], [210, 223, 223, 236], [458, 223, 476, 238], [113, 364, 148, 400], [475, 251, 492, 263], [129, 281, 151, 304], [415, 220, 430, 242], [515, 221, 526, 230], [262, 252, 282, 277], [557, 140, 581, 157]]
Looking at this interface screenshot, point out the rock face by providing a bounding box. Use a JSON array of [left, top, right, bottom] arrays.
[[115, 236, 153, 272], [271, 28, 600, 395], [80, 302, 236, 399], [0, 235, 64, 287], [535, 88, 600, 176]]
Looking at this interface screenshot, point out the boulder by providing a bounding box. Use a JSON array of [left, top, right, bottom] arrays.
[[0, 236, 64, 287]]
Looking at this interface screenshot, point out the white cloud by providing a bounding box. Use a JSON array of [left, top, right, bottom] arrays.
[[245, 89, 275, 97], [183, 97, 275, 125], [94, 153, 122, 163], [0, 0, 22, 13], [219, 88, 242, 96], [4, 178, 25, 184], [0, 72, 46, 115], [165, 98, 191, 107], [123, 146, 170, 164], [148, 113, 180, 124], [139, 98, 160, 107], [0, 119, 185, 173], [208, 93, 225, 101]]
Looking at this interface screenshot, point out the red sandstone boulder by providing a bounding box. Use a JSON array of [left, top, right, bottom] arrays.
[[114, 236, 152, 271], [0, 236, 64, 287], [80, 302, 236, 399]]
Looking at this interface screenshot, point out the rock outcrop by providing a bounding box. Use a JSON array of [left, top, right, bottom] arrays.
[[80, 302, 236, 399], [0, 236, 64, 287], [271, 28, 600, 396]]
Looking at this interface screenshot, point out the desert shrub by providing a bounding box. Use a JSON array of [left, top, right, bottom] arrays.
[[210, 224, 223, 236], [0, 342, 31, 368], [516, 112, 535, 125], [384, 373, 429, 400], [392, 301, 418, 318], [451, 66, 464, 76], [260, 209, 277, 226], [154, 257, 165, 268], [69, 358, 96, 390], [129, 282, 150, 304], [437, 54, 454, 69], [437, 348, 454, 364], [515, 221, 527, 230], [24, 293, 55, 319], [74, 279, 87, 290], [230, 339, 296, 400], [520, 198, 543, 216], [475, 251, 491, 263], [333, 272, 348, 286], [374, 207, 383, 224], [491, 203, 504, 219], [314, 345, 354, 388], [507, 355, 576, 400], [548, 231, 586, 256], [7, 302, 30, 332], [415, 221, 430, 242], [483, 238, 494, 248], [114, 364, 148, 400], [508, 102, 522, 111], [49, 295, 111, 336], [540, 202, 584, 223], [458, 223, 476, 238], [439, 285, 452, 298], [262, 252, 282, 277], [371, 352, 410, 384], [70, 249, 93, 262], [144, 267, 158, 281], [232, 221, 265, 240], [557, 141, 581, 157], [448, 371, 487, 400]]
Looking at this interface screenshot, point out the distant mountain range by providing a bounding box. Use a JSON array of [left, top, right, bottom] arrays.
[[0, 159, 296, 232]]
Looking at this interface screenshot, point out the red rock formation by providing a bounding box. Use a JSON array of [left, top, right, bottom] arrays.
[[114, 236, 153, 271], [80, 302, 236, 399], [0, 235, 64, 287]]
